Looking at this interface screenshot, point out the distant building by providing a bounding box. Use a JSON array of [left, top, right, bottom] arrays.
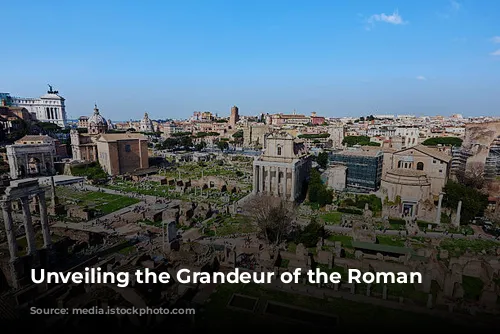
[[330, 147, 384, 191], [322, 165, 347, 191], [97, 133, 149, 176], [229, 105, 240, 128], [70, 105, 108, 162], [253, 132, 311, 201], [77, 116, 89, 129], [71, 105, 149, 176], [0, 105, 32, 142], [6, 135, 58, 179], [310, 112, 325, 125], [140, 112, 154, 133], [380, 144, 452, 218], [9, 85, 67, 127]]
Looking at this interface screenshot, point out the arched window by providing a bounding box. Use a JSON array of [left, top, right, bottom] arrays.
[[398, 160, 402, 168], [417, 162, 424, 170], [277, 146, 282, 156]]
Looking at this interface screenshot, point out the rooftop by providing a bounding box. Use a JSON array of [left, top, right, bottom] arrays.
[[333, 147, 383, 157], [97, 133, 147, 142]]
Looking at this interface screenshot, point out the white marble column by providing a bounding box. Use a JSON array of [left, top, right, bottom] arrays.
[[37, 192, 52, 248], [20, 197, 37, 256], [290, 167, 296, 201], [282, 168, 288, 199], [435, 193, 444, 224], [1, 201, 18, 261]]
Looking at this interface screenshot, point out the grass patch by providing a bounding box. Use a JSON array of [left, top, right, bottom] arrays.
[[376, 235, 405, 247], [320, 211, 342, 225], [204, 214, 258, 236], [439, 238, 498, 257], [56, 186, 139, 215], [327, 234, 353, 248]]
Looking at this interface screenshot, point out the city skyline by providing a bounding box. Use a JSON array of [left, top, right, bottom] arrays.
[[2, 0, 500, 120]]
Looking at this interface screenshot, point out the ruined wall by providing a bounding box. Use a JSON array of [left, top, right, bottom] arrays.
[[462, 121, 500, 172]]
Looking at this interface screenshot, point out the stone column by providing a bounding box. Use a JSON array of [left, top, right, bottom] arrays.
[[435, 193, 444, 224], [50, 176, 57, 208], [37, 192, 52, 248], [1, 201, 18, 261], [267, 166, 271, 195], [282, 167, 288, 199], [274, 166, 279, 196], [20, 197, 37, 256], [252, 164, 258, 194], [290, 167, 296, 201], [259, 166, 266, 193], [454, 200, 462, 227]]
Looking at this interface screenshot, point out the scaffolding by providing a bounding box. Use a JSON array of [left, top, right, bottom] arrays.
[[485, 137, 500, 181]]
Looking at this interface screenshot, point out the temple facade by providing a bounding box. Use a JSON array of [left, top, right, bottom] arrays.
[[252, 132, 311, 201]]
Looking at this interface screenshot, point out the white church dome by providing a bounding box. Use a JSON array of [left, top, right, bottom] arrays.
[[88, 104, 106, 126]]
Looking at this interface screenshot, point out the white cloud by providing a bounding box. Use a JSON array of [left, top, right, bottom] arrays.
[[491, 36, 500, 44], [490, 49, 500, 56], [367, 10, 407, 27], [437, 1, 461, 19], [416, 76, 427, 81], [450, 0, 461, 12]]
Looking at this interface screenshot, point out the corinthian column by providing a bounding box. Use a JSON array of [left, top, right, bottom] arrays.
[[37, 192, 52, 248], [1, 201, 18, 261], [20, 197, 37, 256]]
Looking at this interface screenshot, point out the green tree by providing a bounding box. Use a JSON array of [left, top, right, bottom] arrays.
[[308, 169, 333, 207], [422, 137, 462, 147], [216, 140, 229, 151], [316, 152, 329, 169], [443, 180, 489, 224], [342, 135, 380, 147], [295, 217, 327, 247]]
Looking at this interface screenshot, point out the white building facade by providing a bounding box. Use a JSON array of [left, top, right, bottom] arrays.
[[11, 85, 67, 127]]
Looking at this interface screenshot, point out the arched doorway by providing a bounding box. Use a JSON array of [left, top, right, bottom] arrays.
[[27, 157, 41, 176]]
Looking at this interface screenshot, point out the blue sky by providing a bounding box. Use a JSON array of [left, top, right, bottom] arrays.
[[1, 0, 499, 120]]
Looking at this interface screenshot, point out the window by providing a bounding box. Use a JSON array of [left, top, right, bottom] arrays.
[[433, 160, 436, 163], [125, 144, 131, 152], [417, 162, 424, 170], [277, 146, 282, 156], [398, 160, 402, 168], [439, 169, 442, 173]]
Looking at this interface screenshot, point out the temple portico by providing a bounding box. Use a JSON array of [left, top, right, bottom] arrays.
[[1, 179, 52, 288], [252, 132, 311, 202]]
